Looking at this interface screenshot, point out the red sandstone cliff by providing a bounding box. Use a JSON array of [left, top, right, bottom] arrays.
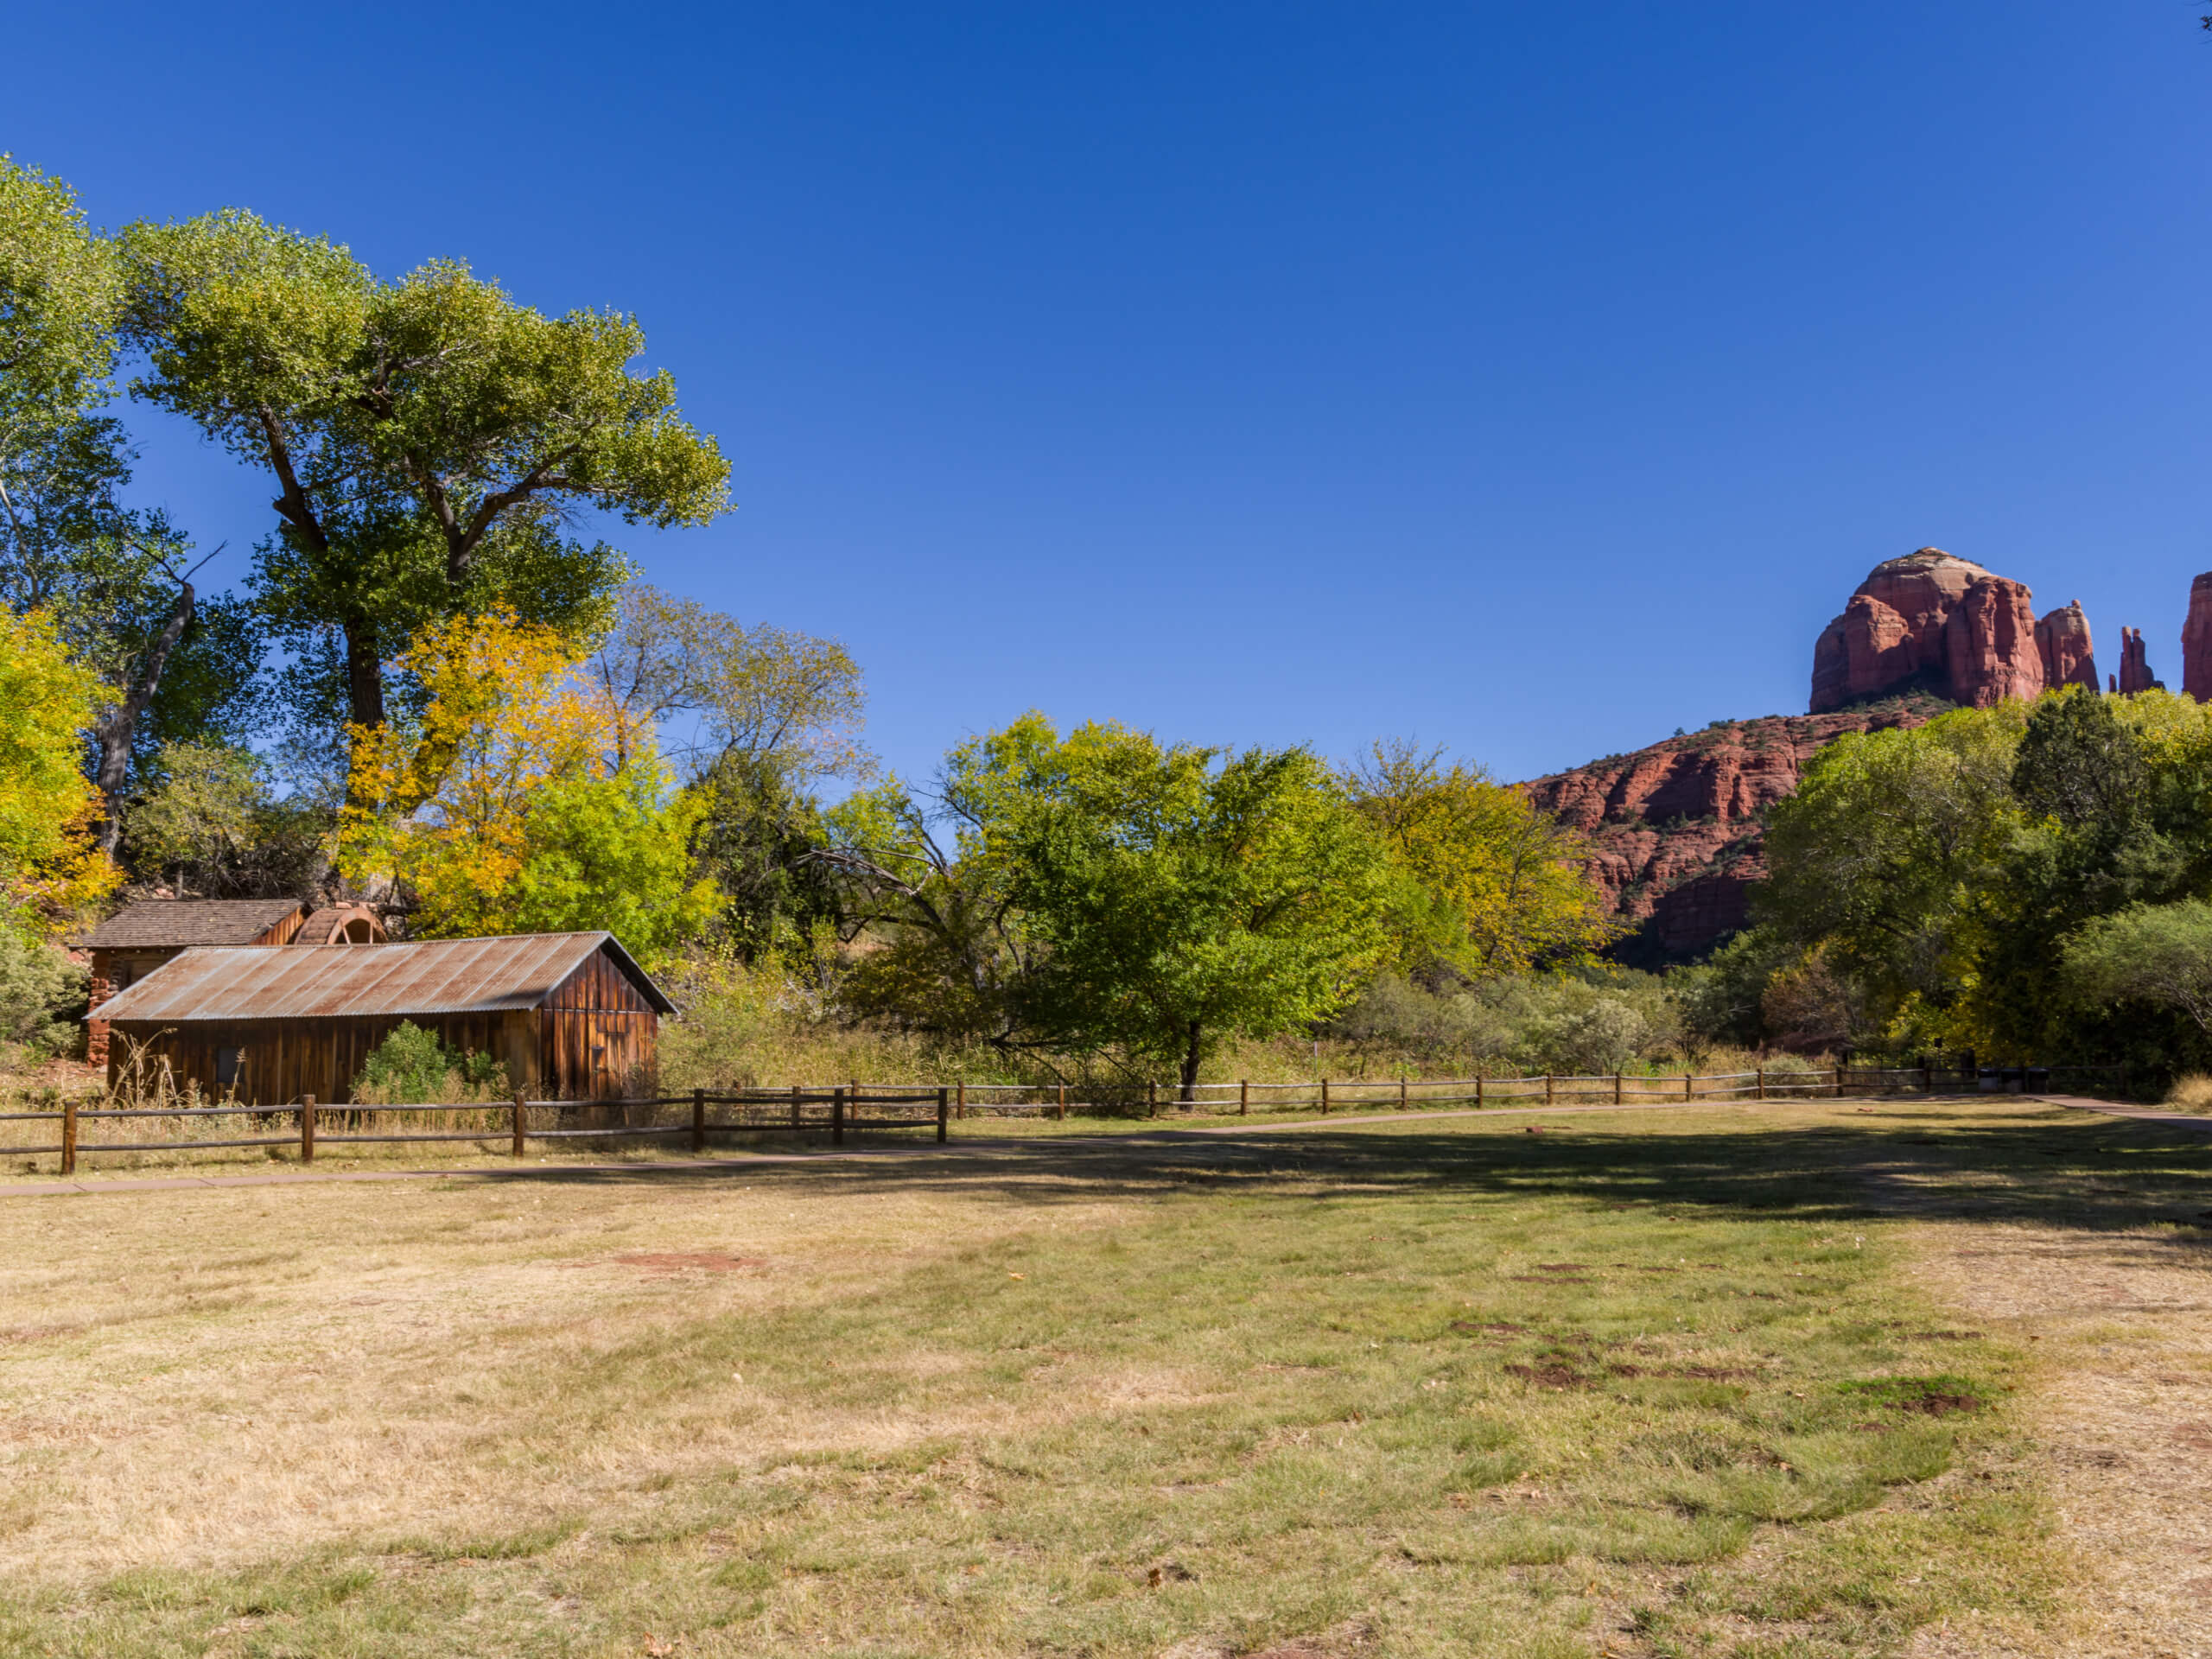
[[1521, 696, 1943, 962], [1810, 548, 2065, 712], [1523, 547, 2126, 962]]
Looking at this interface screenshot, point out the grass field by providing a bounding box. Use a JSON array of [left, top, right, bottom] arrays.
[[0, 1097, 2206, 1656]]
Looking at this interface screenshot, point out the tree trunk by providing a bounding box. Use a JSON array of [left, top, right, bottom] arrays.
[[343, 615, 385, 731], [91, 582, 196, 856], [1179, 1018, 1202, 1101]]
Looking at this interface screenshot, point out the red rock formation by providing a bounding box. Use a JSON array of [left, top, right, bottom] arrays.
[[2184, 574, 2212, 701], [2116, 626, 2163, 694], [1810, 548, 2048, 712], [1521, 696, 1942, 961], [2034, 601, 2097, 691]]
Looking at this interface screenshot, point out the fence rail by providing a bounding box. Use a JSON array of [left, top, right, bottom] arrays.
[[0, 1063, 2127, 1173]]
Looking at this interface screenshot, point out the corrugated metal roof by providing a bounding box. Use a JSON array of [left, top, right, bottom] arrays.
[[71, 899, 303, 950], [92, 932, 676, 1022]]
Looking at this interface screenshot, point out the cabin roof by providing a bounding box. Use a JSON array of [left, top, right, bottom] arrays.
[[70, 899, 303, 950], [92, 932, 676, 1022]]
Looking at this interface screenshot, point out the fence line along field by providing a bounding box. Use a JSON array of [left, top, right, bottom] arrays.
[[1, 1094, 2205, 1656], [0, 1063, 2132, 1179]]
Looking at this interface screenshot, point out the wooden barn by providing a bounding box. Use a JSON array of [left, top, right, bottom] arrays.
[[92, 932, 673, 1106], [72, 899, 389, 1065]]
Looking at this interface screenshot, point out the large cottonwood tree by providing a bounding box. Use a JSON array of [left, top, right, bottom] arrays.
[[119, 212, 732, 734]]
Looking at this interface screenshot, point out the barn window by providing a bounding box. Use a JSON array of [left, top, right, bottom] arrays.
[[215, 1047, 246, 1092], [112, 963, 136, 990]]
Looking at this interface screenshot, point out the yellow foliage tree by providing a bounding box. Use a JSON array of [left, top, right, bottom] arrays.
[[342, 608, 715, 957], [1344, 740, 1618, 976], [0, 608, 118, 933]]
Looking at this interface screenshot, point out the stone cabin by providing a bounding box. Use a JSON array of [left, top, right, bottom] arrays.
[[72, 899, 387, 1065]]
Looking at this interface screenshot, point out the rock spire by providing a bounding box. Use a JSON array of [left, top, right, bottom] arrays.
[[2114, 626, 2163, 694], [2184, 574, 2212, 701]]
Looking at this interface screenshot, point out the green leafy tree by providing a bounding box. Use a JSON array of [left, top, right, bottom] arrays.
[[995, 717, 1394, 1096], [1759, 704, 2028, 1042], [584, 582, 869, 960], [1970, 689, 2204, 1060], [123, 740, 331, 900], [505, 760, 716, 969], [818, 771, 1037, 1046], [0, 154, 121, 494], [1340, 740, 1616, 976], [119, 212, 731, 735], [2063, 899, 2212, 1036], [0, 158, 243, 849], [1671, 925, 1797, 1051]]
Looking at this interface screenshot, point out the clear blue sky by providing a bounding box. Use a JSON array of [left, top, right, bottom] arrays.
[[11, 3, 2212, 785]]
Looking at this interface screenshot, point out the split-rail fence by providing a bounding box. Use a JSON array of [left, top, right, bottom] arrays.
[[0, 1062, 2125, 1175]]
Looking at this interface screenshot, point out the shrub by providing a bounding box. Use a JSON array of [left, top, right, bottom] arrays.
[[2167, 1074, 2212, 1112], [1517, 995, 1649, 1075], [353, 1020, 508, 1104], [0, 924, 84, 1056]]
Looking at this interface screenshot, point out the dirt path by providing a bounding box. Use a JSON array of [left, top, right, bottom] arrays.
[[1859, 1104, 2212, 1659]]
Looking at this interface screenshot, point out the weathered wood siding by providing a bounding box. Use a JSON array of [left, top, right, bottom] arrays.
[[537, 950, 659, 1099], [252, 912, 306, 946], [102, 942, 659, 1104], [107, 1012, 522, 1107]]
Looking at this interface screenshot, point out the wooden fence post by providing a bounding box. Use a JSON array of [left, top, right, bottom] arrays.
[[1475, 1075, 1484, 1108], [1240, 1078, 1249, 1116], [1922, 1061, 1932, 1095], [957, 1079, 965, 1121], [833, 1087, 845, 1147], [512, 1090, 526, 1157], [692, 1087, 706, 1154], [791, 1083, 802, 1131], [1399, 1076, 1408, 1110], [1545, 1074, 1554, 1106], [1684, 1072, 1693, 1102], [1755, 1067, 1764, 1101], [1058, 1084, 1066, 1121], [1833, 1066, 1842, 1099], [1320, 1077, 1330, 1116], [1148, 1081, 1157, 1118], [1614, 1071, 1623, 1105], [60, 1098, 76, 1176], [301, 1095, 315, 1164], [937, 1087, 949, 1144]]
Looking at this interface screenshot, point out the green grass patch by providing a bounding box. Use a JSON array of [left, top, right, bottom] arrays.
[[0, 1103, 2113, 1656]]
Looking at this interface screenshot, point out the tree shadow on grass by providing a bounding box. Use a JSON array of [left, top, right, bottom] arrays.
[[492, 1099, 2212, 1253]]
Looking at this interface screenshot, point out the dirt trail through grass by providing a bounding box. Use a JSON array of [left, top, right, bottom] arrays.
[[1842, 1100, 2212, 1659]]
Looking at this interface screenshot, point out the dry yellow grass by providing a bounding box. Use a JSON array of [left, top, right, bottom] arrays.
[[0, 1096, 2196, 1656]]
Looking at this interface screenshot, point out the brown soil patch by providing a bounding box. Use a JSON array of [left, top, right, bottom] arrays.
[[1503, 1361, 1591, 1389], [1897, 1389, 1980, 1418], [609, 1250, 767, 1273]]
